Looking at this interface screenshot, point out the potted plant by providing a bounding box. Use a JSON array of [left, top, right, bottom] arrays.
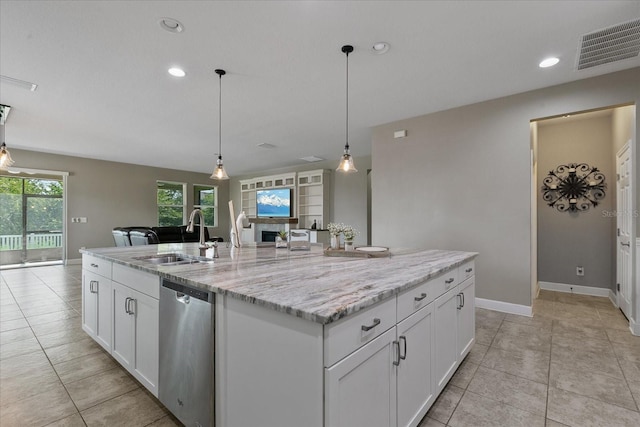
[[276, 230, 288, 248], [342, 226, 358, 251]]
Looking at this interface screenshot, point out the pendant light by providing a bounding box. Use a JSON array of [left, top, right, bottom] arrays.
[[211, 69, 229, 180], [337, 45, 357, 173], [0, 104, 14, 171]]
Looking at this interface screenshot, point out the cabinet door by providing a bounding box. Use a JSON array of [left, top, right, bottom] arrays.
[[131, 288, 159, 396], [325, 327, 397, 427], [95, 277, 112, 352], [81, 270, 98, 338], [457, 277, 475, 360], [111, 282, 134, 370], [397, 304, 435, 427], [434, 286, 459, 394]]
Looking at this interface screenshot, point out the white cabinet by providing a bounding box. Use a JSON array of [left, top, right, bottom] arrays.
[[325, 327, 397, 427], [397, 305, 435, 427], [457, 277, 475, 360], [111, 278, 159, 396], [297, 170, 330, 229], [240, 173, 296, 219], [434, 286, 460, 394], [82, 257, 112, 353]]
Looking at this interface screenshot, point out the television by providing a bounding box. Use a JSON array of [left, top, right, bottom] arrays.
[[256, 188, 292, 218]]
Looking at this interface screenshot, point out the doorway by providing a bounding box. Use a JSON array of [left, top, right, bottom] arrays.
[[0, 171, 67, 268], [531, 105, 636, 324]]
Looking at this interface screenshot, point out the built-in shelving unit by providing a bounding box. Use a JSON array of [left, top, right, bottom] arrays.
[[297, 169, 330, 229], [240, 173, 296, 219]]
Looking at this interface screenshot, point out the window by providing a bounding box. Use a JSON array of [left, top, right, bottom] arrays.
[[157, 181, 186, 226], [194, 184, 217, 227]]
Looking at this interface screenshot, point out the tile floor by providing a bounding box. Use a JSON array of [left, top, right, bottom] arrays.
[[421, 289, 640, 427], [2, 266, 640, 426]]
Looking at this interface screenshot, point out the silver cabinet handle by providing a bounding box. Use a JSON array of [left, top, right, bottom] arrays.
[[90, 280, 98, 293], [445, 278, 455, 284], [90, 263, 98, 268], [457, 293, 462, 310], [621, 242, 630, 247], [461, 292, 465, 308], [393, 340, 400, 366], [465, 268, 473, 273], [124, 297, 130, 314], [361, 318, 381, 332], [414, 293, 427, 302], [399, 335, 407, 360], [127, 298, 136, 316]]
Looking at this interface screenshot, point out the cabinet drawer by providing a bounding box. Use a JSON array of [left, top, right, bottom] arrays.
[[459, 260, 475, 281], [112, 263, 160, 299], [397, 279, 437, 322], [324, 297, 396, 367], [82, 255, 112, 279], [429, 269, 459, 300]]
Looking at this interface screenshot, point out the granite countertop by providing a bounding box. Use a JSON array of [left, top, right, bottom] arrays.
[[80, 243, 477, 324]]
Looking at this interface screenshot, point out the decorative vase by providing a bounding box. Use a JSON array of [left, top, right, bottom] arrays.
[[344, 240, 354, 251], [330, 235, 339, 250]]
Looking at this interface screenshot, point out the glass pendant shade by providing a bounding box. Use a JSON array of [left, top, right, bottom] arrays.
[[0, 142, 14, 170], [337, 148, 357, 173], [210, 156, 229, 180]]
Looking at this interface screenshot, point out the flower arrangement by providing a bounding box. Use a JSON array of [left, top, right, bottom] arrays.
[[327, 222, 344, 236], [342, 225, 358, 241]]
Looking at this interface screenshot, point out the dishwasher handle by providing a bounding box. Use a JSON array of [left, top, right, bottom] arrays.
[[176, 292, 191, 304]]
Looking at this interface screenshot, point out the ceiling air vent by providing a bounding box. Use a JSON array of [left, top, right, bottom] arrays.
[[576, 18, 640, 70]]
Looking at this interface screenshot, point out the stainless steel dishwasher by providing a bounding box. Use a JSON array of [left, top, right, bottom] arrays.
[[159, 279, 214, 427]]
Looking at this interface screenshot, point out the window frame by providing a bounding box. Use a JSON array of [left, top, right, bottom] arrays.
[[156, 181, 187, 226], [193, 183, 218, 227]]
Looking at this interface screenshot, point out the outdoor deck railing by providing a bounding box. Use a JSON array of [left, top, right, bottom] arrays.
[[0, 234, 63, 250]]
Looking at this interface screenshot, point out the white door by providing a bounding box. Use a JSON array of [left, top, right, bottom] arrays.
[[325, 327, 397, 427], [617, 141, 632, 319], [397, 305, 434, 427]]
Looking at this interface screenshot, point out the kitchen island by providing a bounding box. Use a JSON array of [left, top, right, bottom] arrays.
[[80, 243, 477, 427]]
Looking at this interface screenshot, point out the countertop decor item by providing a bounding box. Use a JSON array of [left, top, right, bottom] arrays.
[[324, 246, 390, 258], [542, 163, 606, 212], [276, 230, 288, 248]]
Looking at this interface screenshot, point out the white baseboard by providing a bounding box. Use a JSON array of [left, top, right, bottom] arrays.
[[538, 281, 611, 298], [65, 258, 82, 265], [630, 318, 640, 337], [475, 298, 532, 317], [608, 290, 618, 308]]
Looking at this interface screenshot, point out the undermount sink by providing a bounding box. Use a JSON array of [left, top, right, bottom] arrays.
[[133, 253, 210, 266]]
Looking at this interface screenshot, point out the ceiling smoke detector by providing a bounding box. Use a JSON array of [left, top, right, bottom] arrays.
[[372, 42, 390, 54], [257, 143, 276, 149], [576, 18, 640, 70], [159, 17, 184, 33]]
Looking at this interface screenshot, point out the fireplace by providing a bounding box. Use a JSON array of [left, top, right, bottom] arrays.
[[262, 231, 279, 242]]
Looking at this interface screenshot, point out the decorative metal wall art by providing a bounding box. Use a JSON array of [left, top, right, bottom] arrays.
[[542, 163, 606, 212]]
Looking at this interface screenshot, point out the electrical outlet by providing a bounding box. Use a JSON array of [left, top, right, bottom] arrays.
[[576, 266, 584, 276]]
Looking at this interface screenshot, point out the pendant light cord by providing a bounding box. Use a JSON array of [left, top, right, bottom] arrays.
[[345, 49, 349, 151], [218, 72, 222, 159]]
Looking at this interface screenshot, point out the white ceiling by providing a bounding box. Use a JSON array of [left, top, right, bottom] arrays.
[[1, 1, 639, 176]]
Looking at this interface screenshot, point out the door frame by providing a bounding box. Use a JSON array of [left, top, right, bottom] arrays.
[[616, 140, 633, 318]]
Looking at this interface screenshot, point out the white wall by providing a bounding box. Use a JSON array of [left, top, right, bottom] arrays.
[[372, 67, 639, 307]]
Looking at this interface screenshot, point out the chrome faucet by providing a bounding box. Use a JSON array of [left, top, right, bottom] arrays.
[[187, 208, 207, 256]]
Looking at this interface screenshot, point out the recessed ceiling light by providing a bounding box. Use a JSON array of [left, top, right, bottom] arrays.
[[372, 42, 390, 54], [168, 67, 186, 77], [159, 17, 184, 33], [539, 57, 560, 68]]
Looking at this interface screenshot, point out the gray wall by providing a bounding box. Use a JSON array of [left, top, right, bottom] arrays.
[[7, 149, 230, 261], [371, 67, 639, 307], [537, 114, 614, 290], [229, 156, 371, 246]]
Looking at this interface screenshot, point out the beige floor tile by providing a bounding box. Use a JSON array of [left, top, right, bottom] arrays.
[[546, 419, 570, 427], [551, 343, 624, 379], [613, 342, 640, 363], [425, 383, 464, 424], [0, 309, 24, 322], [626, 380, 640, 411], [20, 302, 72, 318], [0, 349, 51, 380], [0, 326, 34, 345], [449, 359, 479, 389], [503, 313, 553, 331], [547, 386, 640, 427], [448, 391, 545, 427], [36, 326, 90, 349], [0, 335, 42, 360], [599, 313, 631, 331], [417, 416, 446, 427], [0, 317, 30, 332], [54, 351, 118, 384], [549, 362, 637, 411], [475, 325, 498, 346], [44, 337, 104, 365], [476, 316, 503, 330], [551, 334, 613, 356], [492, 330, 551, 354], [619, 358, 640, 383], [551, 319, 608, 341], [467, 366, 547, 415], [476, 308, 506, 321], [144, 414, 183, 427], [43, 413, 87, 427], [26, 309, 79, 326], [0, 361, 62, 406], [30, 317, 82, 337], [481, 346, 550, 384], [499, 320, 551, 340], [66, 367, 139, 411], [606, 328, 640, 347], [81, 388, 167, 426], [465, 343, 488, 365], [0, 382, 77, 427]]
